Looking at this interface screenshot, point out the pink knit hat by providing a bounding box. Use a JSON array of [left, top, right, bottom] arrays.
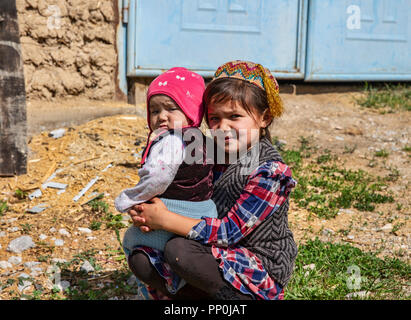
[[146, 67, 206, 131]]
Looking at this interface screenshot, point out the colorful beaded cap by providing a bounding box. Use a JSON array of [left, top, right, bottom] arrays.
[[213, 60, 284, 118]]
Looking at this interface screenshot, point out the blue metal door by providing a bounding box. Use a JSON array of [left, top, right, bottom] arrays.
[[127, 0, 307, 78], [305, 0, 411, 81]]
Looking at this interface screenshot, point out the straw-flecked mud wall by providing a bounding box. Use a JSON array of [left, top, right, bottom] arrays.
[[16, 0, 121, 101]]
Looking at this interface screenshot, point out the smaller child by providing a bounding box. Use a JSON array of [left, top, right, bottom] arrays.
[[115, 67, 218, 255]]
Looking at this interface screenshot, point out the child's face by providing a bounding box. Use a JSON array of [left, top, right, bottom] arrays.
[[149, 95, 190, 131], [207, 100, 270, 155]]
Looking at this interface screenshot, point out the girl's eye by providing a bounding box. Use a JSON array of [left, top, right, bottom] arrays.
[[230, 114, 241, 119], [151, 110, 159, 115], [209, 117, 219, 122]]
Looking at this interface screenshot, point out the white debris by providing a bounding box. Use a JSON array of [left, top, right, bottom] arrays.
[[58, 228, 71, 237], [7, 236, 36, 253], [49, 128, 66, 139], [77, 227, 92, 234], [54, 239, 64, 246], [0, 261, 13, 269], [28, 189, 42, 200], [80, 260, 95, 273], [39, 234, 48, 241], [8, 256, 22, 265], [27, 203, 48, 214], [73, 176, 100, 202]]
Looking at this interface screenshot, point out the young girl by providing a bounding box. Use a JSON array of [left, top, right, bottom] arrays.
[[128, 61, 298, 300], [115, 67, 218, 293]]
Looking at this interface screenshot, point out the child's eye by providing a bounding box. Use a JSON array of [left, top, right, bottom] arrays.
[[151, 110, 159, 115], [230, 114, 241, 119], [209, 117, 219, 122]]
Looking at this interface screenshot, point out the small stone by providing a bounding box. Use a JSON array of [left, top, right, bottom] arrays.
[[335, 136, 345, 141], [7, 236, 36, 253], [49, 128, 66, 139], [57, 280, 70, 291], [0, 261, 13, 269], [17, 273, 32, 293], [39, 234, 48, 240], [127, 274, 137, 286], [8, 256, 22, 265], [0, 231, 6, 237], [381, 224, 393, 232], [24, 261, 41, 268], [49, 227, 57, 233], [338, 209, 354, 215], [77, 227, 92, 234], [347, 235, 355, 240], [303, 264, 316, 270], [30, 267, 43, 277], [322, 228, 335, 236], [54, 239, 64, 246], [7, 227, 20, 232], [80, 260, 95, 273], [86, 236, 96, 241], [51, 258, 67, 264], [58, 228, 71, 237]]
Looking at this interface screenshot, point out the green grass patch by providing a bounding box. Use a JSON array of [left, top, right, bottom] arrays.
[[355, 82, 411, 113], [279, 138, 394, 219], [14, 189, 27, 200], [375, 149, 390, 158], [0, 201, 8, 216], [285, 238, 411, 300]]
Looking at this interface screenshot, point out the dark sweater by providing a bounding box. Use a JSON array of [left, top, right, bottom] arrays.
[[211, 137, 298, 287]]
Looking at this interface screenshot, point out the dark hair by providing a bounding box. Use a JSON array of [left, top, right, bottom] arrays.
[[202, 77, 272, 137]]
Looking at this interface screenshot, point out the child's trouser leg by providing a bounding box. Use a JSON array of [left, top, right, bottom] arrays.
[[127, 250, 211, 300], [163, 238, 253, 300], [127, 251, 170, 295]]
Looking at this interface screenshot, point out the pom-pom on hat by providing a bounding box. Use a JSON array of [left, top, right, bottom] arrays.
[[146, 67, 206, 131], [213, 60, 284, 118]]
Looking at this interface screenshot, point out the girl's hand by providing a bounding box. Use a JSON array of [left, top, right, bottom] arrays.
[[133, 197, 169, 231], [128, 207, 151, 233], [132, 198, 203, 236]]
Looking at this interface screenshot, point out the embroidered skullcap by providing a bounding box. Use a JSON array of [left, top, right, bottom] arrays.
[[213, 60, 284, 118]]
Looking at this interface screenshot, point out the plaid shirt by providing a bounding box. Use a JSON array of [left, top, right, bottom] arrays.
[[135, 160, 296, 300]]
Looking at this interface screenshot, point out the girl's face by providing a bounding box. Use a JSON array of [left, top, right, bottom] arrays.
[[207, 100, 271, 156], [149, 95, 190, 131]]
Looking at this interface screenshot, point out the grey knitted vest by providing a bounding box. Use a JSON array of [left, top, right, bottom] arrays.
[[212, 137, 298, 287]]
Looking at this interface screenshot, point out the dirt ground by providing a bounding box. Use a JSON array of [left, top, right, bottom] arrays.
[[0, 92, 409, 299]]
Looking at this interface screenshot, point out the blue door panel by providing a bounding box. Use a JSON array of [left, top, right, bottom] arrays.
[[305, 0, 411, 81], [127, 0, 306, 78]]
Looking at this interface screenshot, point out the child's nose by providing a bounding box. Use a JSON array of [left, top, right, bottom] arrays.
[[158, 110, 167, 120], [218, 120, 231, 131]]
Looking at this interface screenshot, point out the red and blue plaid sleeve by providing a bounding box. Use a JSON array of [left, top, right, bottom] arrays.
[[188, 161, 296, 246]]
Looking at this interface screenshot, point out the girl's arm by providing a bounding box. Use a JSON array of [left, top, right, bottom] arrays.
[[187, 161, 296, 246], [132, 161, 296, 245], [129, 197, 201, 236]]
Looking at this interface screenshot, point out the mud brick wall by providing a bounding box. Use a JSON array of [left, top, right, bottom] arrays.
[[15, 0, 122, 101]]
